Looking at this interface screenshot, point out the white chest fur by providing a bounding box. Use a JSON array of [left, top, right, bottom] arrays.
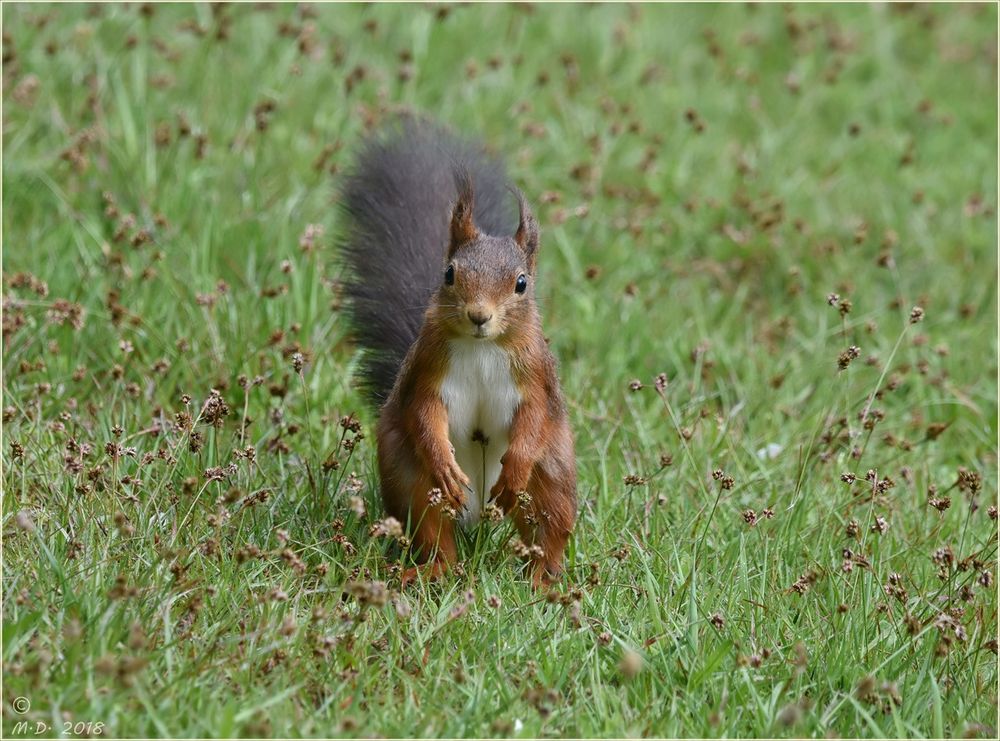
[[439, 339, 521, 526]]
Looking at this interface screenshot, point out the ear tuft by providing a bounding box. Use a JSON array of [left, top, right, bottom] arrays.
[[512, 187, 540, 270], [448, 170, 478, 257]]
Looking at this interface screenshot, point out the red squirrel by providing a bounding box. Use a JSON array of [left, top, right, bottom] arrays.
[[338, 118, 576, 587]]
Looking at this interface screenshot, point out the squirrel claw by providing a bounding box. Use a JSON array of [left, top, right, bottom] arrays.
[[488, 480, 506, 501], [444, 488, 465, 510], [436, 462, 470, 510]]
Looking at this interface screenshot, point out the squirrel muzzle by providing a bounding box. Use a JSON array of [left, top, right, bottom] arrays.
[[466, 304, 494, 335]]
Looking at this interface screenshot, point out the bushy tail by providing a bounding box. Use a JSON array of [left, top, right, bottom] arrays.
[[336, 116, 514, 405]]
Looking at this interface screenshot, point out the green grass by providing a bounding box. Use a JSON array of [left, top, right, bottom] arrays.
[[2, 2, 997, 738]]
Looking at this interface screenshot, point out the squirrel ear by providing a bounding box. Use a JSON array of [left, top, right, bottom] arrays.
[[512, 187, 539, 270], [448, 172, 478, 258]]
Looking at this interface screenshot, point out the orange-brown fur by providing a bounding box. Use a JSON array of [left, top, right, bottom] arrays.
[[376, 178, 576, 587]]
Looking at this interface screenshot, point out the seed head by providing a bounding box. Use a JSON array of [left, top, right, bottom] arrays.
[[837, 346, 861, 370], [370, 517, 403, 539], [618, 649, 643, 679], [957, 467, 982, 495], [928, 497, 951, 512], [344, 473, 364, 494], [484, 502, 504, 522], [339, 415, 362, 433], [347, 580, 388, 608], [201, 389, 230, 427], [15, 510, 35, 532], [777, 702, 801, 727], [789, 570, 820, 595]]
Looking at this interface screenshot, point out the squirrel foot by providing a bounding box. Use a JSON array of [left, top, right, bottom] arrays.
[[400, 557, 451, 588], [530, 562, 562, 590]]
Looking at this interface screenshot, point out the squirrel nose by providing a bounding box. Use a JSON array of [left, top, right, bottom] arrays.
[[467, 308, 492, 327]]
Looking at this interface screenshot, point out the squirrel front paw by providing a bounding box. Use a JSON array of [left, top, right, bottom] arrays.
[[489, 457, 531, 501], [434, 460, 470, 509]]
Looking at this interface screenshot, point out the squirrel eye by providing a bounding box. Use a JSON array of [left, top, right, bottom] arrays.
[[444, 265, 455, 286], [514, 274, 528, 294]]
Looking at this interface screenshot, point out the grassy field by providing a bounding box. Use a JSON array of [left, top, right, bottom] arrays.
[[2, 2, 997, 738]]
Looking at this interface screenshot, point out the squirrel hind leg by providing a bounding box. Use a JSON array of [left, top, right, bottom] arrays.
[[500, 465, 575, 588], [395, 478, 459, 588]]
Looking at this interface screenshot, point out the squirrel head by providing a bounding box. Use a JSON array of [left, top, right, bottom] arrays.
[[437, 173, 540, 341]]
